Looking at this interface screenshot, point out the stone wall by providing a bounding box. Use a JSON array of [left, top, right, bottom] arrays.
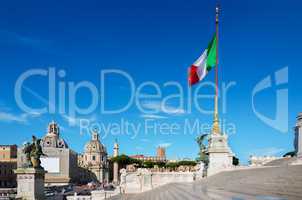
[[121, 169, 199, 194], [0, 160, 17, 188], [65, 189, 119, 200], [18, 147, 79, 186], [249, 155, 282, 166], [42, 147, 75, 186]]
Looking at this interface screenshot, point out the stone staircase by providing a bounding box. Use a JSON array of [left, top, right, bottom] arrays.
[[110, 162, 302, 200], [202, 164, 302, 199], [264, 157, 297, 166]]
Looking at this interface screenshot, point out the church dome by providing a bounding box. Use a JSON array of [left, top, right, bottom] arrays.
[[41, 121, 68, 148], [84, 131, 107, 154], [85, 140, 106, 153]]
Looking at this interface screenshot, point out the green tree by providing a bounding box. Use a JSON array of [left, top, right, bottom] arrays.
[[111, 154, 141, 167], [155, 161, 166, 168], [165, 162, 179, 170], [178, 160, 197, 166], [143, 161, 155, 168]]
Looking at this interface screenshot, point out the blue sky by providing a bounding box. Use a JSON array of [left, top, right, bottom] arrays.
[[0, 0, 301, 164]]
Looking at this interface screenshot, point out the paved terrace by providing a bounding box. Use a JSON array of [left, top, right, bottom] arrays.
[[110, 163, 302, 200]]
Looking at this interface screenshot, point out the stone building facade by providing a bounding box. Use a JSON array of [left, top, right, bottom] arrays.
[[78, 131, 109, 183], [17, 121, 79, 186], [0, 145, 17, 161], [0, 145, 17, 188], [41, 122, 79, 186], [156, 147, 166, 159], [130, 147, 167, 163]]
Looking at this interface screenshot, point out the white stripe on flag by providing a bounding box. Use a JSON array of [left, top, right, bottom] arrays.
[[193, 49, 208, 81]]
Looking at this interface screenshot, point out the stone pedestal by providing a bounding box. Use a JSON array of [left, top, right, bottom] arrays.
[[14, 168, 46, 200], [207, 133, 233, 176]]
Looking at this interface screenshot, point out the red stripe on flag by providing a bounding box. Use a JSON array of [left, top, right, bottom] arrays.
[[188, 65, 200, 86]]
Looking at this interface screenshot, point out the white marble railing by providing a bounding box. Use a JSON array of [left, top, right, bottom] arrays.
[[121, 170, 200, 194], [65, 189, 120, 200], [224, 165, 280, 172], [66, 194, 91, 200], [0, 188, 16, 200]]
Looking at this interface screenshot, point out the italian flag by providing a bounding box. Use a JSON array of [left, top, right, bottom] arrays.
[[188, 35, 217, 86]]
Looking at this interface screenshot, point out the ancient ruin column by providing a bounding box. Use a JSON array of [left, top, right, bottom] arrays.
[[113, 140, 119, 184]]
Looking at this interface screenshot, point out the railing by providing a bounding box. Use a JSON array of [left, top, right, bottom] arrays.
[[121, 171, 200, 193], [65, 189, 119, 200], [66, 194, 91, 200], [0, 188, 16, 200]]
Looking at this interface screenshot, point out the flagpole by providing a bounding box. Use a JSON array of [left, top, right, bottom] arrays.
[[212, 5, 220, 134]]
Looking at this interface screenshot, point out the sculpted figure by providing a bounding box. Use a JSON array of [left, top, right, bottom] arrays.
[[22, 135, 46, 168]]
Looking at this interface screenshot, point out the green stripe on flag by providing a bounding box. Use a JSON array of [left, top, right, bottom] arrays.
[[206, 34, 217, 71]]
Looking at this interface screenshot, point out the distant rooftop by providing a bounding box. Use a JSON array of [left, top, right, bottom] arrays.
[[0, 144, 17, 147]]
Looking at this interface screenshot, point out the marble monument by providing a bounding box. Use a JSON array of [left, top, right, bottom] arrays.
[[207, 112, 233, 176], [14, 136, 46, 200], [295, 112, 302, 158]]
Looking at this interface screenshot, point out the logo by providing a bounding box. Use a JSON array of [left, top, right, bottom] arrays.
[[252, 67, 288, 133]]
